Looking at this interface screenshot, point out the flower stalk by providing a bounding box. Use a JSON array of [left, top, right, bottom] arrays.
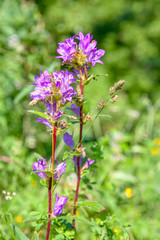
[[72, 67, 84, 229], [46, 102, 57, 240]]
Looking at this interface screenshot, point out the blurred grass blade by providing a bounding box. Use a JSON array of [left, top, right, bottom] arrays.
[[14, 85, 33, 104], [78, 201, 105, 212]]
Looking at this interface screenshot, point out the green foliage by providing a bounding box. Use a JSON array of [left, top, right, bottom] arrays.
[[11, 225, 29, 240], [0, 0, 160, 239]]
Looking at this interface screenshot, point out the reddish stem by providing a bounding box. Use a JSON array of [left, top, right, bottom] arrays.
[[46, 178, 52, 240], [72, 68, 84, 229], [46, 103, 57, 240]]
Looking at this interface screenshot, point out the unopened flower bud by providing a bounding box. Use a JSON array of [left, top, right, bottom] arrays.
[[77, 147, 86, 158], [114, 80, 125, 91], [59, 121, 68, 129], [29, 99, 39, 106], [77, 85, 81, 96], [84, 114, 92, 121], [97, 99, 105, 109], [110, 95, 118, 103], [109, 87, 116, 95], [65, 114, 77, 120]]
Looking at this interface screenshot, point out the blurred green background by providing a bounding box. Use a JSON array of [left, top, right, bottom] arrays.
[[0, 0, 160, 239]]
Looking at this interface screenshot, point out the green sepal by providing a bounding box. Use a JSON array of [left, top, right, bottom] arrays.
[[40, 179, 49, 187], [83, 73, 108, 85]]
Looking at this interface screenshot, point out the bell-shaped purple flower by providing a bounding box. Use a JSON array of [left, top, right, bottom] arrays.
[[73, 155, 82, 169], [67, 103, 80, 117], [32, 158, 48, 179], [54, 161, 66, 180], [63, 132, 74, 149], [82, 158, 95, 171], [36, 102, 63, 128], [36, 118, 52, 128], [53, 193, 68, 216]]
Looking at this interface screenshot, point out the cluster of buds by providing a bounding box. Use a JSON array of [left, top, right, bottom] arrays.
[[109, 80, 125, 104], [97, 99, 106, 110], [109, 80, 125, 95]]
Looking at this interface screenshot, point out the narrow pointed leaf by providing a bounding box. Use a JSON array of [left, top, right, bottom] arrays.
[[28, 110, 48, 120], [11, 225, 29, 240], [78, 201, 105, 212]]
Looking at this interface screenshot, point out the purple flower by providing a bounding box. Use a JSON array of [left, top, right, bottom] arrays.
[[30, 70, 52, 101], [67, 103, 80, 116], [53, 194, 68, 216], [32, 158, 48, 179], [36, 118, 52, 128], [54, 161, 66, 180], [56, 32, 105, 67], [73, 155, 82, 169], [63, 132, 74, 149], [30, 69, 77, 103], [82, 158, 95, 171]]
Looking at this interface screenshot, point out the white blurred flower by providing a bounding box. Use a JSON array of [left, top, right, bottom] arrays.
[[5, 196, 12, 200], [127, 109, 140, 119], [8, 34, 20, 49], [66, 173, 77, 188]]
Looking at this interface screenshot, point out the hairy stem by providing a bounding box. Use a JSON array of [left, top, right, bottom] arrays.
[[72, 68, 84, 229], [46, 102, 57, 240]]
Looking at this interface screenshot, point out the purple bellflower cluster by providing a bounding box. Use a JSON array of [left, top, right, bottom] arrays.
[[30, 69, 76, 104], [30, 32, 105, 239], [56, 32, 105, 67], [30, 69, 77, 129], [32, 158, 66, 181]]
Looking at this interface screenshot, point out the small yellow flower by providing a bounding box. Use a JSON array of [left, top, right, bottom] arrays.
[[154, 138, 160, 146], [151, 147, 159, 155], [30, 180, 37, 187], [113, 227, 120, 234], [125, 188, 133, 198], [76, 210, 80, 216], [16, 216, 23, 223]]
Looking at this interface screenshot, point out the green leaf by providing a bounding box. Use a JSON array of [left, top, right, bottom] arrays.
[[31, 231, 39, 240], [63, 151, 70, 160], [78, 201, 105, 212], [11, 225, 29, 240], [58, 215, 97, 227], [0, 231, 8, 240], [28, 110, 48, 120]]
